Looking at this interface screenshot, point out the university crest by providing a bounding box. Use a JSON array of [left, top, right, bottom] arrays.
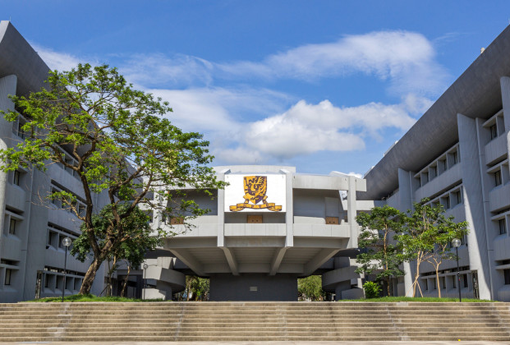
[[229, 176, 282, 212]]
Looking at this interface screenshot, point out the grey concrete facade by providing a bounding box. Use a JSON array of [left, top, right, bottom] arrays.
[[0, 21, 108, 302], [362, 24, 510, 301], [150, 165, 369, 301]]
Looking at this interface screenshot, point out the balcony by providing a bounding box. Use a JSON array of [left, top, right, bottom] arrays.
[[414, 163, 462, 202], [485, 134, 507, 166], [5, 183, 26, 211], [489, 183, 510, 213]]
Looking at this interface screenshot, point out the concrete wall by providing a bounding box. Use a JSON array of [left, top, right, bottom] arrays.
[[209, 273, 298, 301]]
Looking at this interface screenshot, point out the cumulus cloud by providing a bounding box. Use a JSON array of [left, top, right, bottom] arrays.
[[29, 29, 444, 168]]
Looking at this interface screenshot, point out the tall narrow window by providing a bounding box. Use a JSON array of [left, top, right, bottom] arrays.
[[463, 274, 468, 288], [452, 275, 456, 288], [490, 124, 498, 140], [452, 151, 458, 165], [499, 219, 507, 235], [13, 170, 20, 186], [9, 218, 16, 235], [5, 269, 12, 285], [505, 270, 510, 285], [494, 170, 502, 186]]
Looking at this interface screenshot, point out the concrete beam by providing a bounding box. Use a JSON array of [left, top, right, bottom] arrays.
[[169, 248, 206, 276], [303, 248, 341, 276], [269, 247, 288, 275], [220, 247, 239, 276]]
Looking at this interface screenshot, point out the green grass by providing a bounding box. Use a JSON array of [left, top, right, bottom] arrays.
[[28, 294, 166, 303], [340, 296, 495, 302]]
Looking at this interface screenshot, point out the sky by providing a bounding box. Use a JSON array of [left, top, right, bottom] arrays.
[[2, 1, 510, 176]]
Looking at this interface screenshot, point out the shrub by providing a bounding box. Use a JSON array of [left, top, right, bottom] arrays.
[[363, 281, 381, 299]]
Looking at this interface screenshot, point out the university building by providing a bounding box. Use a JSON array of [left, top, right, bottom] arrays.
[[361, 25, 510, 301], [2, 19, 510, 302]]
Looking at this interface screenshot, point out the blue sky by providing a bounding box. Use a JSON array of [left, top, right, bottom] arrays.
[[2, 1, 510, 176]]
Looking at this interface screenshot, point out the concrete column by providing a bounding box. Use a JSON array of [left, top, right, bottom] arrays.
[[347, 176, 357, 248], [280, 169, 293, 247], [500, 77, 510, 132], [499, 77, 510, 188], [397, 168, 415, 297], [0, 75, 17, 296], [216, 169, 229, 247], [457, 113, 493, 300]]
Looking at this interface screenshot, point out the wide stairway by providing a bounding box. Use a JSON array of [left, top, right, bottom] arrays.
[[1, 302, 510, 342]]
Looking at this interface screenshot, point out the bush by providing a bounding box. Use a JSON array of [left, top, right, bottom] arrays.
[[363, 281, 381, 299]]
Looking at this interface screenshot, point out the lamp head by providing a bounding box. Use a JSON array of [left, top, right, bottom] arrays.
[[452, 238, 461, 248], [62, 237, 72, 247]]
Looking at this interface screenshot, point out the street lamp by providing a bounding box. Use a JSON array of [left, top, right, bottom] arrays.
[[143, 263, 148, 300], [61, 237, 72, 302], [452, 238, 462, 302]]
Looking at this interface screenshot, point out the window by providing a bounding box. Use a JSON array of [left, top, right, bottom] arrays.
[[490, 124, 498, 140], [505, 270, 510, 285], [494, 170, 502, 186], [13, 170, 21, 186], [9, 218, 16, 235], [452, 275, 456, 288], [4, 269, 12, 285], [499, 219, 507, 235], [452, 151, 458, 165], [453, 190, 462, 206], [432, 278, 437, 289], [463, 274, 468, 288], [423, 279, 428, 291], [44, 275, 49, 288], [441, 277, 446, 289], [247, 215, 263, 223]]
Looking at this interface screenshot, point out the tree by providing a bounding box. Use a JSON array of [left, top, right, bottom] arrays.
[[398, 200, 468, 297], [71, 204, 159, 296], [355, 205, 405, 296], [298, 275, 325, 301], [0, 64, 224, 294], [177, 276, 210, 301]]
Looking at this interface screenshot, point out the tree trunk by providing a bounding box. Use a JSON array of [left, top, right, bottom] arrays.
[[79, 258, 103, 295], [120, 265, 131, 297], [435, 266, 441, 298]]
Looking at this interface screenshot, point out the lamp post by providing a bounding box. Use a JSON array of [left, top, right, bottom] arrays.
[[61, 237, 72, 302], [452, 238, 462, 302], [143, 263, 148, 300]]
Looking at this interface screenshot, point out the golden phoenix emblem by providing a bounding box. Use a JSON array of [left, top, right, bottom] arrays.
[[229, 176, 282, 212]]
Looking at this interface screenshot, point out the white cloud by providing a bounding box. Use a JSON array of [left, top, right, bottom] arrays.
[[31, 44, 86, 71], [29, 30, 442, 167], [219, 31, 449, 96]]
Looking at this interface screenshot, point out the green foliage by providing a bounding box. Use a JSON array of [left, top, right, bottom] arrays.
[[71, 204, 158, 268], [298, 275, 326, 301], [397, 199, 469, 297], [175, 276, 210, 301], [0, 64, 225, 294], [356, 205, 405, 296], [363, 281, 381, 299]]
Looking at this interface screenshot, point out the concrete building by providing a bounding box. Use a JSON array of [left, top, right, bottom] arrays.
[[4, 17, 510, 302], [361, 25, 510, 301], [145, 165, 368, 301], [0, 21, 108, 302]]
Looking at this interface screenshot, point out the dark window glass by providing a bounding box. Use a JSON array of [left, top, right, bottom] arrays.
[[495, 170, 502, 186], [499, 219, 506, 235], [4, 269, 12, 285], [490, 124, 498, 140]]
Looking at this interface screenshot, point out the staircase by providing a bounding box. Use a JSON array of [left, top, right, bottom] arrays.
[[1, 302, 510, 342]]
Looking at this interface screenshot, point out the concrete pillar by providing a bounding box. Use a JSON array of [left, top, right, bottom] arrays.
[[216, 169, 229, 247], [397, 168, 415, 297], [0, 75, 17, 298], [347, 176, 357, 248], [457, 113, 493, 300]]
